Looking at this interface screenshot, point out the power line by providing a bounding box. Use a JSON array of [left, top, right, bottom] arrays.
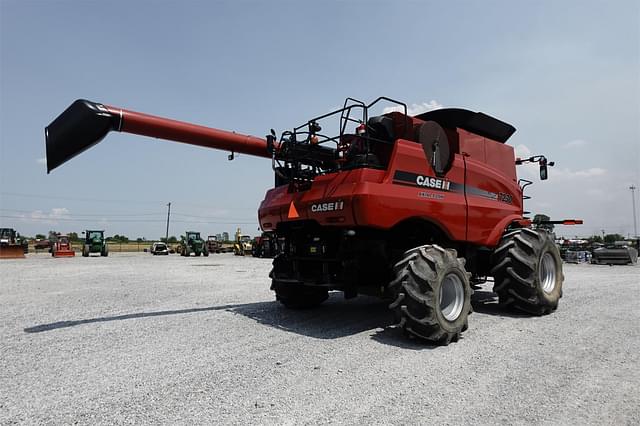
[[0, 208, 164, 217], [0, 191, 257, 211], [0, 191, 164, 205], [0, 215, 256, 225], [0, 208, 254, 222]]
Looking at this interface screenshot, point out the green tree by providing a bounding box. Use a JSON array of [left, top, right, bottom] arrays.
[[108, 234, 129, 243], [35, 234, 46, 240], [587, 235, 603, 244], [604, 234, 624, 244], [68, 232, 79, 242]]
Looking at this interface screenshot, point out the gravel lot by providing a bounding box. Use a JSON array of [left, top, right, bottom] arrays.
[[1, 253, 638, 425]]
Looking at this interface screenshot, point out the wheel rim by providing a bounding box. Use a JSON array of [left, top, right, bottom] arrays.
[[439, 273, 465, 322], [539, 252, 557, 294]]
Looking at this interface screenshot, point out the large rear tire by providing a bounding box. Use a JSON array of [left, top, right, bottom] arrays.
[[389, 245, 472, 345], [271, 281, 328, 309], [490, 228, 563, 315]]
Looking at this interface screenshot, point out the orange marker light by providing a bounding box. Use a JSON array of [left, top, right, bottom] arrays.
[[288, 201, 300, 219]]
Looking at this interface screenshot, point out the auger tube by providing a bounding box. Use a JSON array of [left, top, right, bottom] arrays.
[[45, 99, 271, 173]]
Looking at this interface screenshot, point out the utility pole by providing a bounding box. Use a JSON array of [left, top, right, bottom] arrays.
[[165, 202, 171, 242], [631, 185, 638, 239]]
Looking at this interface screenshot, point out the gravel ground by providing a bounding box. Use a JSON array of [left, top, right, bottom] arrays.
[[1, 253, 638, 425]]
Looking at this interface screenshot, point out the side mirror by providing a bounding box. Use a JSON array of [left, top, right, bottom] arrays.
[[539, 161, 548, 180], [538, 157, 554, 180]]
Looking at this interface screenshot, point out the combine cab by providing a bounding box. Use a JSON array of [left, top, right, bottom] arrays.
[[45, 96, 583, 344], [52, 234, 75, 257], [177, 231, 209, 257], [0, 228, 26, 259], [82, 230, 108, 257]]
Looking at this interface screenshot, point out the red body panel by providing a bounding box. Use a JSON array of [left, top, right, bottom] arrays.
[[259, 133, 523, 248]]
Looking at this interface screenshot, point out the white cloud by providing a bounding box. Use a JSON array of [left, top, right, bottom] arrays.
[[564, 139, 588, 148], [553, 167, 606, 179], [36, 157, 46, 165], [514, 144, 532, 158], [50, 207, 70, 218], [21, 207, 71, 225], [383, 100, 443, 116]]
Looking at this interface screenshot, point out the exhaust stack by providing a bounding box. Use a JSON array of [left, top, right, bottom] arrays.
[[45, 99, 271, 173]]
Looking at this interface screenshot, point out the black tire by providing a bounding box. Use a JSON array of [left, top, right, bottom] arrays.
[[195, 251, 201, 257], [389, 245, 472, 345], [82, 245, 89, 257], [101, 246, 108, 257], [203, 250, 209, 257], [271, 281, 328, 309], [490, 228, 563, 315]]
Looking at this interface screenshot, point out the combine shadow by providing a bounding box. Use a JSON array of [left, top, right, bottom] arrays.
[[24, 293, 395, 341], [24, 290, 530, 346], [23, 304, 245, 333]]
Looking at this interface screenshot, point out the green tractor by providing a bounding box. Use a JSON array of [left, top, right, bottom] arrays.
[[82, 230, 108, 257], [177, 231, 209, 257]]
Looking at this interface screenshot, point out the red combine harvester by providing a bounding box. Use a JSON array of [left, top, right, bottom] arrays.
[[45, 97, 580, 344], [51, 234, 75, 257]]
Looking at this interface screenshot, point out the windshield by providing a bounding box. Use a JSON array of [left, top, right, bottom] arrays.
[[88, 231, 102, 239]]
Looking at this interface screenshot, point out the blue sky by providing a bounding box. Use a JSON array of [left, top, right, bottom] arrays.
[[1, 0, 638, 239]]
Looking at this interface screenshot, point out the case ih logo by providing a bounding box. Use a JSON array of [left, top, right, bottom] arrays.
[[393, 171, 453, 192], [416, 175, 451, 191], [311, 200, 344, 213]]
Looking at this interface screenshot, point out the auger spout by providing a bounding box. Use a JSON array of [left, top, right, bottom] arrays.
[[45, 99, 271, 173]]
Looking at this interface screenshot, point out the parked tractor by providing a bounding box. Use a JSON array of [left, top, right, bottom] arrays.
[[45, 97, 582, 344], [252, 232, 277, 258], [51, 234, 75, 257], [82, 230, 108, 257], [206, 235, 222, 254], [233, 228, 253, 256], [0, 228, 26, 259], [176, 231, 209, 257]]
